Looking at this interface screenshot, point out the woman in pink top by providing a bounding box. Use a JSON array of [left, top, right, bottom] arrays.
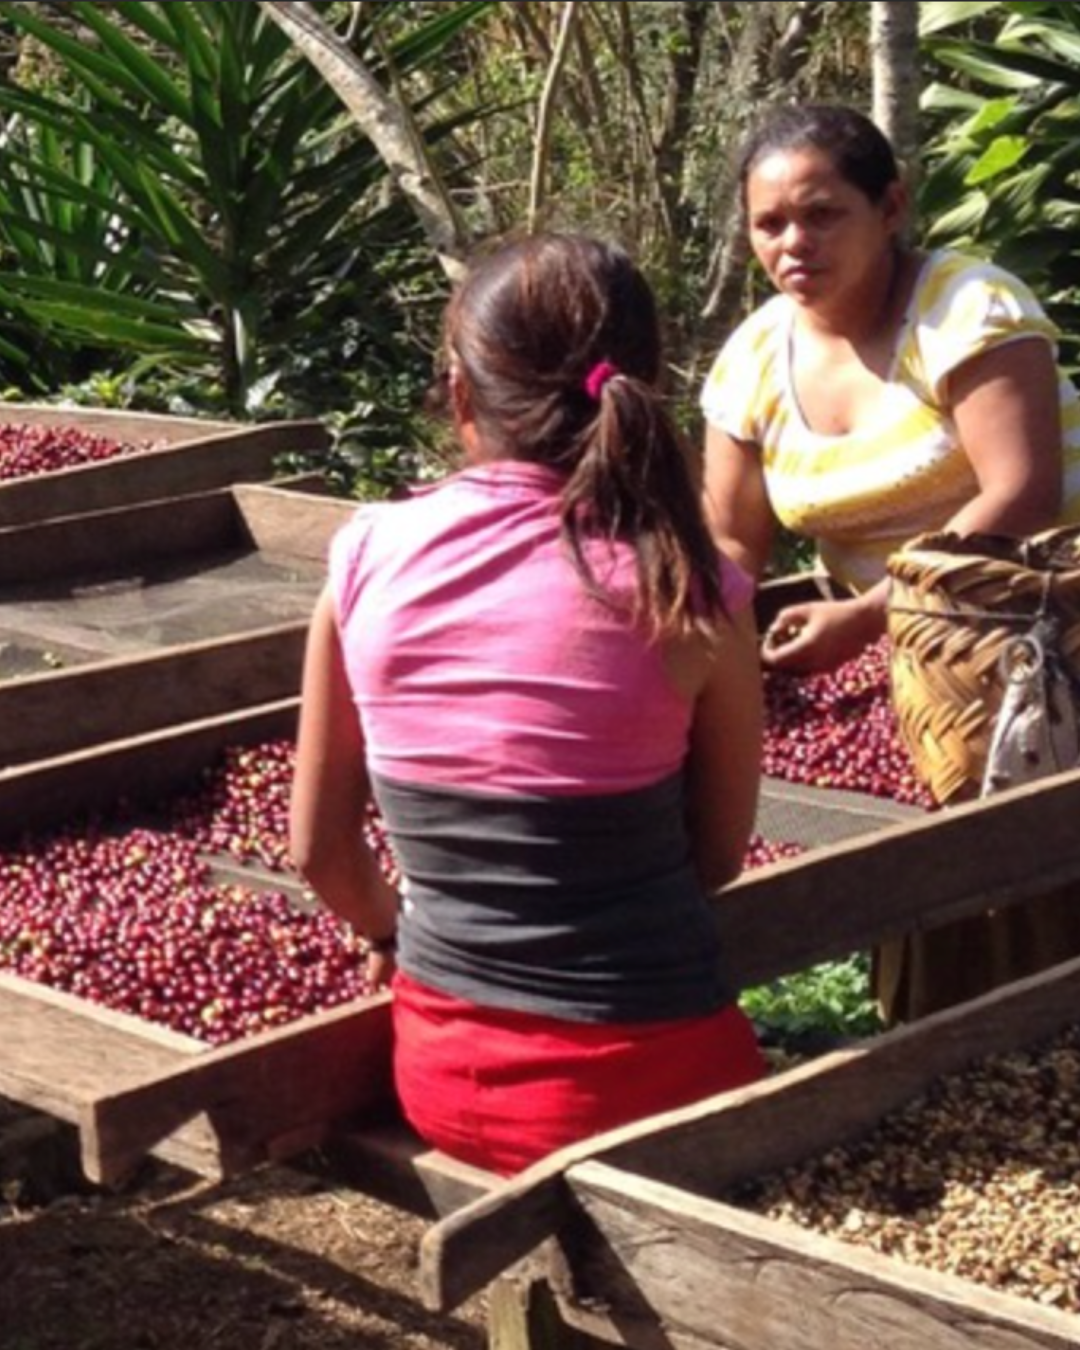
[[290, 233, 765, 1174]]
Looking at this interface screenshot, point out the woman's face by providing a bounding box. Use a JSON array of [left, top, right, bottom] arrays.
[[744, 145, 903, 307]]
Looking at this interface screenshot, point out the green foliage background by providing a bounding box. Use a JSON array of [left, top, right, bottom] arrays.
[[918, 0, 1080, 370]]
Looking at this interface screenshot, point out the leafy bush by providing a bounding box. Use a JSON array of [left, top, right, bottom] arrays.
[[919, 0, 1080, 368], [0, 0, 488, 421], [741, 954, 884, 1051]]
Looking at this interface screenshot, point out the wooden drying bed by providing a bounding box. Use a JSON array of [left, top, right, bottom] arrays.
[[8, 754, 1080, 1348], [0, 405, 329, 526], [331, 760, 1080, 1349], [323, 767, 1080, 1349], [0, 969, 394, 1188], [0, 482, 357, 769], [4, 704, 1080, 1174], [4, 564, 1080, 1347]]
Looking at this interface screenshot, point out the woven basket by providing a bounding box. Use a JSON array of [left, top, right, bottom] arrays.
[[886, 525, 1080, 805]]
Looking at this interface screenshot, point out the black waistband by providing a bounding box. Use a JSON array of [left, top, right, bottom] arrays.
[[371, 772, 731, 1023]]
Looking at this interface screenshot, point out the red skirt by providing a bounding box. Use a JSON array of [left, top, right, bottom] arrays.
[[391, 971, 766, 1175]]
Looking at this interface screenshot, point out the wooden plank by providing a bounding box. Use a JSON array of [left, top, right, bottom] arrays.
[[0, 971, 204, 1053], [0, 416, 329, 527], [0, 480, 346, 588], [0, 698, 299, 841], [419, 1145, 599, 1313], [0, 489, 242, 583], [269, 470, 335, 496], [0, 622, 307, 766], [561, 1161, 1079, 1350], [232, 481, 356, 562], [714, 765, 1080, 989], [81, 992, 395, 1185], [419, 957, 1080, 1314], [0, 968, 396, 1188], [0, 403, 234, 444], [322, 1120, 498, 1219], [595, 954, 1080, 1192], [0, 971, 201, 1124], [487, 1277, 608, 1350]]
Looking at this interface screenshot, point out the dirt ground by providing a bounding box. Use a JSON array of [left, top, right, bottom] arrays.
[[0, 1138, 490, 1350]]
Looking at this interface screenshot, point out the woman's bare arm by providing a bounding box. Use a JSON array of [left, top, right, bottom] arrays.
[[702, 424, 776, 579], [290, 586, 400, 963], [684, 607, 764, 892], [944, 337, 1064, 536]]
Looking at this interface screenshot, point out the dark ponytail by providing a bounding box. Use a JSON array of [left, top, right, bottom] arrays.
[[562, 368, 725, 638], [444, 232, 727, 638]]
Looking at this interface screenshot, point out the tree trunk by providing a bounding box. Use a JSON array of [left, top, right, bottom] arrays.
[[653, 0, 712, 249], [870, 0, 921, 203], [701, 3, 829, 326], [528, 2, 580, 232], [257, 0, 470, 280]]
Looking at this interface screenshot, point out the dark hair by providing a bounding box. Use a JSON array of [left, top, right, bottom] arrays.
[[737, 103, 900, 208], [441, 232, 725, 638]]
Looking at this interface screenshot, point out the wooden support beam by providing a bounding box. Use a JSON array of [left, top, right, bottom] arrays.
[[0, 699, 299, 841], [487, 1276, 608, 1350], [714, 766, 1080, 989], [81, 992, 395, 1186], [322, 1120, 497, 1219]]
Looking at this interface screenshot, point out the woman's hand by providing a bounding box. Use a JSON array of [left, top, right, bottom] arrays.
[[365, 948, 397, 994], [762, 592, 885, 673]]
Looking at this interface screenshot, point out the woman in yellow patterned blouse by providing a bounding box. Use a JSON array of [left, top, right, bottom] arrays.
[[701, 102, 1080, 675], [701, 103, 1080, 1023]]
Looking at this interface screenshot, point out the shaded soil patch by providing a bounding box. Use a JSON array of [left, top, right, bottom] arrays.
[[0, 1158, 488, 1350]]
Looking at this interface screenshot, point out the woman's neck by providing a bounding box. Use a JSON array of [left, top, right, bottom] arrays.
[[799, 246, 913, 345]]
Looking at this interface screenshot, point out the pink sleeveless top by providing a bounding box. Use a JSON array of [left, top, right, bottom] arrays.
[[329, 460, 752, 797]]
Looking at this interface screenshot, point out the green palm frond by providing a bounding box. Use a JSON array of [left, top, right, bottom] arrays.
[[0, 0, 493, 409]]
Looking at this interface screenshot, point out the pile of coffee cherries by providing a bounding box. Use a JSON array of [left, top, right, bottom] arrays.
[[763, 638, 934, 809], [0, 422, 149, 481], [0, 824, 368, 1044], [164, 739, 402, 887], [745, 835, 805, 869]]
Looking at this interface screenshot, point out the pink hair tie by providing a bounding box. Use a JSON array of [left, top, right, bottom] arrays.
[[583, 360, 619, 401]]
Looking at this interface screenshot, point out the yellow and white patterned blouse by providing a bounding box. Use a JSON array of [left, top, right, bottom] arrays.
[[700, 249, 1080, 592]]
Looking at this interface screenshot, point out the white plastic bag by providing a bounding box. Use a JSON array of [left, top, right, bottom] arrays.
[[980, 619, 1080, 796]]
